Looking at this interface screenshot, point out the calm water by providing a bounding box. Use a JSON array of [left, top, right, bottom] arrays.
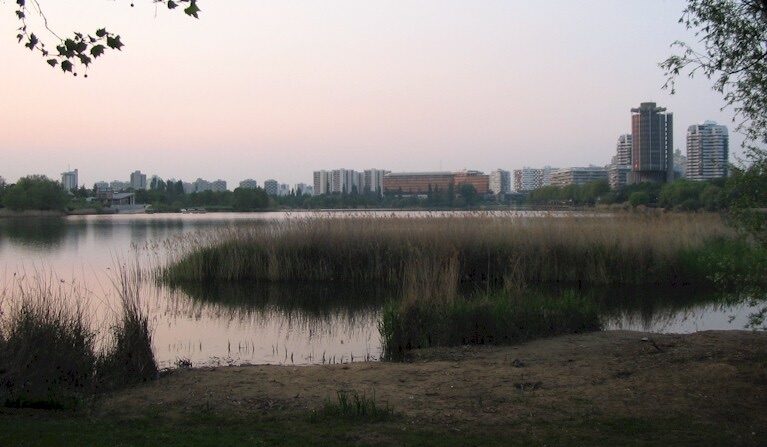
[[0, 212, 761, 367]]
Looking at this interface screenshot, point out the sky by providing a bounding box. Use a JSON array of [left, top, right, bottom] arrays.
[[0, 0, 744, 187]]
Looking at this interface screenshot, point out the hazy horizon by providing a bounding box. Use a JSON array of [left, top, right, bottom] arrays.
[[1, 0, 745, 188]]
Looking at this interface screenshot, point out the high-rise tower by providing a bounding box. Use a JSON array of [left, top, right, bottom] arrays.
[[686, 121, 729, 181], [629, 102, 674, 184]]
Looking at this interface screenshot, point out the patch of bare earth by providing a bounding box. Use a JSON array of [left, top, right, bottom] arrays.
[[101, 330, 767, 432]]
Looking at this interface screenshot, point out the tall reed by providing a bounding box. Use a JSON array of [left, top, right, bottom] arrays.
[[161, 213, 738, 287], [0, 264, 157, 409]]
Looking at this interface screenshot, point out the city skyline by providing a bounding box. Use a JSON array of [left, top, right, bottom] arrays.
[[1, 1, 746, 187]]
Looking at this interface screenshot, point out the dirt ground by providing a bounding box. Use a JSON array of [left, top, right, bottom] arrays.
[[102, 330, 767, 432]]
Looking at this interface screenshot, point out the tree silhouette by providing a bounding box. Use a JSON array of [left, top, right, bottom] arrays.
[[11, 0, 200, 76]]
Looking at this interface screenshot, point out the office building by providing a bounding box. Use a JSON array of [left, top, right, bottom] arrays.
[[383, 172, 455, 195], [513, 168, 543, 192], [489, 169, 511, 196], [453, 170, 490, 194], [294, 183, 311, 195], [239, 179, 258, 189], [629, 102, 674, 184], [549, 166, 608, 187], [686, 121, 729, 181], [61, 169, 78, 191], [263, 179, 278, 196], [130, 170, 147, 190]]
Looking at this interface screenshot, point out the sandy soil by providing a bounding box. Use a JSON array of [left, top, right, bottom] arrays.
[[101, 330, 767, 430]]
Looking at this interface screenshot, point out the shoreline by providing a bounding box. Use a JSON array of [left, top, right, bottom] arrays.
[[2, 329, 765, 445]]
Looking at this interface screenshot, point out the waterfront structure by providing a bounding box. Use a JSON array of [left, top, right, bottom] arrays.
[[263, 179, 278, 196], [513, 168, 543, 192], [239, 179, 258, 189], [130, 170, 147, 190], [549, 166, 608, 187], [629, 102, 674, 184], [211, 179, 227, 192], [686, 121, 729, 181], [313, 170, 330, 195], [489, 169, 511, 196], [61, 169, 78, 191]]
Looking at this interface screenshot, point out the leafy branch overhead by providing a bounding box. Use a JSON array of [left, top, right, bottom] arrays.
[[13, 0, 200, 76], [660, 0, 767, 149]]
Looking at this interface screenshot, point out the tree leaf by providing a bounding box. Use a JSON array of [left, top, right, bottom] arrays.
[[184, 1, 201, 18], [90, 44, 105, 58], [95, 28, 107, 38], [47, 59, 58, 67], [61, 60, 73, 72], [106, 35, 123, 50]]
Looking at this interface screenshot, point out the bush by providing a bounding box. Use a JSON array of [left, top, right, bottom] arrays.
[[629, 191, 650, 207]]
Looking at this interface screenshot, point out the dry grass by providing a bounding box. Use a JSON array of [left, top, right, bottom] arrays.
[[161, 213, 736, 286]]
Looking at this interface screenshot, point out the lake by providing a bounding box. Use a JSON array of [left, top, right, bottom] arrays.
[[0, 212, 761, 367]]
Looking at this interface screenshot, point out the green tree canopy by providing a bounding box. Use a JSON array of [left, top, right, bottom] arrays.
[[2, 175, 69, 211], [662, 0, 767, 240]]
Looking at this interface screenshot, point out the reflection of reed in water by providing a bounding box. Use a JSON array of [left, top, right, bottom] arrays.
[[159, 281, 391, 337]]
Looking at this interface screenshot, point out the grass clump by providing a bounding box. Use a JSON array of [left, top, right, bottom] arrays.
[[0, 267, 157, 409], [380, 257, 601, 359], [313, 390, 395, 422], [0, 281, 95, 409]]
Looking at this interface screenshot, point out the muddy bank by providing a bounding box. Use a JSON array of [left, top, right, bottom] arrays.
[[102, 330, 767, 433]]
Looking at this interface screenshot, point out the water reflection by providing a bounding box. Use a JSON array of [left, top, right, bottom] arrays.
[[0, 214, 764, 368], [0, 218, 83, 250]]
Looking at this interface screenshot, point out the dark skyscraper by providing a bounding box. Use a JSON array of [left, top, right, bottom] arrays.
[[629, 102, 674, 184]]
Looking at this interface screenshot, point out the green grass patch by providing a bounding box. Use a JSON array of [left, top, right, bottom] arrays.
[[380, 289, 601, 360]]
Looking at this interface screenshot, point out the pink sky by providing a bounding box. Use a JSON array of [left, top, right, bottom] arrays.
[[1, 0, 743, 187]]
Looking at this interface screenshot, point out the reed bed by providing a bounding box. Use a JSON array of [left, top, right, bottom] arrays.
[[161, 213, 737, 287], [379, 254, 601, 359], [0, 265, 157, 409]]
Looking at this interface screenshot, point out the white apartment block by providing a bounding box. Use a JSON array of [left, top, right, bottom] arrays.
[[489, 169, 511, 195], [130, 170, 147, 190], [61, 169, 78, 191], [239, 179, 258, 189], [686, 121, 728, 181]]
